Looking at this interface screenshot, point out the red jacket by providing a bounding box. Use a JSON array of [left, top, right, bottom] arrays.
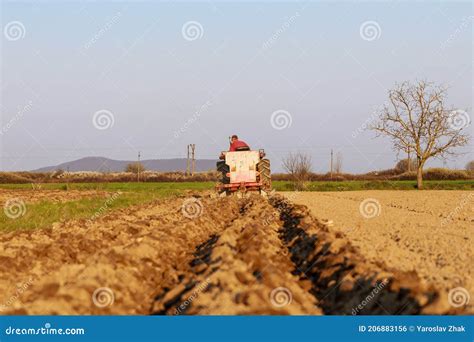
[[229, 140, 249, 151]]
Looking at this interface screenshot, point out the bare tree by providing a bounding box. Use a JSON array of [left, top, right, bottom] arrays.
[[282, 152, 312, 190], [370, 80, 470, 189], [334, 152, 343, 174], [395, 158, 417, 173], [125, 162, 145, 174], [466, 160, 474, 172]]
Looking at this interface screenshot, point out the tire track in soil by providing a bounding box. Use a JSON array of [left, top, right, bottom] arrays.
[[269, 195, 458, 315], [151, 195, 320, 315]]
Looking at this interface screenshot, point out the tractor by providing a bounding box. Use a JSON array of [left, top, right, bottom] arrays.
[[216, 148, 271, 197]]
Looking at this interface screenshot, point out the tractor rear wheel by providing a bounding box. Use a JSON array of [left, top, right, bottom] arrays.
[[257, 158, 271, 191], [216, 161, 230, 184]]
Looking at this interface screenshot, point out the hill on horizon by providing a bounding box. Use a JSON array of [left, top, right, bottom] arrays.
[[31, 157, 216, 173]]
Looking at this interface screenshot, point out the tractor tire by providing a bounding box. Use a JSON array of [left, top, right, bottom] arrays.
[[216, 161, 230, 184], [257, 158, 271, 191]]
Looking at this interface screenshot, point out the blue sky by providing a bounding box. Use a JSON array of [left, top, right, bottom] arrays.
[[1, 0, 472, 172]]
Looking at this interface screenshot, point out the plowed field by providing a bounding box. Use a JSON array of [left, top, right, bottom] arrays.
[[0, 190, 471, 315]]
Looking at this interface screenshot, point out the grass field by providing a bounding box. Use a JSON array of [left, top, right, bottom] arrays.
[[0, 183, 208, 231], [273, 180, 474, 191], [0, 182, 214, 191], [0, 179, 472, 192], [1, 180, 472, 231]]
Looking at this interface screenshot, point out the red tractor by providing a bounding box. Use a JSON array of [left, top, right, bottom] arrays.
[[216, 148, 271, 196]]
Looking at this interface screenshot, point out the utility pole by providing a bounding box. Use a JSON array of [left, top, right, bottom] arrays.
[[137, 151, 141, 182], [190, 144, 196, 175], [407, 147, 411, 172], [186, 145, 190, 175], [330, 149, 333, 179]]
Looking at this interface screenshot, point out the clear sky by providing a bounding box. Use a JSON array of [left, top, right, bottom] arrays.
[[1, 0, 472, 172]]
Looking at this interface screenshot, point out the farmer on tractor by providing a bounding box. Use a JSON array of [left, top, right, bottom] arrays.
[[229, 135, 250, 152], [216, 135, 271, 196], [220, 135, 250, 160]]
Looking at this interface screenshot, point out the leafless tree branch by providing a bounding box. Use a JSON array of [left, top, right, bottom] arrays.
[[369, 80, 470, 188]]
